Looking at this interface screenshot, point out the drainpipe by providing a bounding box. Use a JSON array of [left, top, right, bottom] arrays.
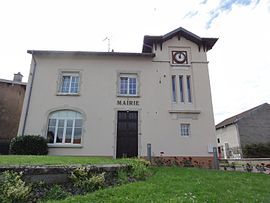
[[22, 53, 37, 135]]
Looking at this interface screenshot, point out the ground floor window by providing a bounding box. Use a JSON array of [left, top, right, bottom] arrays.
[[47, 110, 82, 144], [180, 124, 190, 136]]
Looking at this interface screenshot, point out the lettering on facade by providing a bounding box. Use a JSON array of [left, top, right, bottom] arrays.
[[117, 100, 139, 106]]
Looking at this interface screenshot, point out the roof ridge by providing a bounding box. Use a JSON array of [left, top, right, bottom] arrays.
[[216, 103, 269, 129]]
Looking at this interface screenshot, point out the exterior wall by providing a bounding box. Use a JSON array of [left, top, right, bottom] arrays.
[[216, 124, 241, 158], [237, 104, 270, 146], [0, 81, 26, 142], [19, 35, 216, 158]]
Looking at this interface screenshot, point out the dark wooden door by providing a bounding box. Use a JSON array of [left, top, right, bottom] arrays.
[[116, 111, 138, 158]]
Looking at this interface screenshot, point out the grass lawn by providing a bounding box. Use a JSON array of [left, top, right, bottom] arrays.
[[51, 167, 270, 203], [0, 155, 124, 165]]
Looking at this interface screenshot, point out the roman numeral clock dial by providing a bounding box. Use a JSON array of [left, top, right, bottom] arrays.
[[172, 51, 188, 64]]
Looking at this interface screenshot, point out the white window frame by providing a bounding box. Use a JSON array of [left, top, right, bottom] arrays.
[[180, 124, 190, 136], [47, 111, 83, 145], [58, 72, 80, 95], [118, 74, 138, 96]]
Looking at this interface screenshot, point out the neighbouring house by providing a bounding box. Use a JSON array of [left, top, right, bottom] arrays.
[[18, 27, 218, 167], [0, 73, 26, 154], [216, 103, 270, 159]]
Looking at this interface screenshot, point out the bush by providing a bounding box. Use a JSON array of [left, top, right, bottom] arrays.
[[9, 135, 48, 155], [242, 142, 270, 158], [123, 158, 151, 180], [0, 141, 10, 155], [117, 169, 129, 185], [69, 167, 105, 193], [43, 185, 69, 201], [0, 171, 31, 203]]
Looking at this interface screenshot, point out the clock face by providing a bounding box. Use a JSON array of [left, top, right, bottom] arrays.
[[172, 51, 188, 64]]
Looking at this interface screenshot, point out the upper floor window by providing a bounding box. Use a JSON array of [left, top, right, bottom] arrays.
[[119, 74, 138, 96], [172, 75, 177, 102], [47, 110, 83, 145], [187, 75, 192, 103], [179, 76, 184, 102], [59, 72, 80, 94]]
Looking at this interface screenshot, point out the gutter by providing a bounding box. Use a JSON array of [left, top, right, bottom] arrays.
[[22, 54, 37, 135]]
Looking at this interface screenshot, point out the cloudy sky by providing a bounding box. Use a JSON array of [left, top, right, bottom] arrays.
[[0, 0, 270, 124]]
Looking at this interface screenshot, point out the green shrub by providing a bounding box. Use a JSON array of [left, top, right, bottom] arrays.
[[69, 167, 105, 193], [9, 135, 48, 155], [242, 142, 270, 158], [123, 158, 151, 180], [117, 169, 129, 185], [0, 171, 31, 203], [43, 185, 69, 201]]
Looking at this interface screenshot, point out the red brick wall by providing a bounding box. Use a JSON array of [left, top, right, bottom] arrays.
[[146, 156, 214, 168]]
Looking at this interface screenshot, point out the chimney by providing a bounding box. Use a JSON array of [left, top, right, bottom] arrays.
[[13, 72, 23, 82]]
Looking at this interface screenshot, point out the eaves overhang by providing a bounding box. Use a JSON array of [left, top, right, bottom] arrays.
[[27, 50, 155, 58], [142, 27, 218, 53]]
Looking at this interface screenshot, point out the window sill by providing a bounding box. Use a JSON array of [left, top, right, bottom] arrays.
[[168, 110, 201, 114], [56, 93, 80, 96], [117, 94, 140, 98], [170, 64, 191, 68], [48, 144, 82, 148]]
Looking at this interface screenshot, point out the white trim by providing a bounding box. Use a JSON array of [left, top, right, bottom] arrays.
[[48, 143, 82, 148]]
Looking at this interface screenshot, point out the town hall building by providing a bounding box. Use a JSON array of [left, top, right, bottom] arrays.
[[18, 27, 218, 167]]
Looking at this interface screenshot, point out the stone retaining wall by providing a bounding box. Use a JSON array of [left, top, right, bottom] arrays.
[[0, 164, 129, 184]]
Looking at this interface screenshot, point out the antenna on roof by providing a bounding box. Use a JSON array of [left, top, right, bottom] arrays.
[[103, 37, 110, 52]]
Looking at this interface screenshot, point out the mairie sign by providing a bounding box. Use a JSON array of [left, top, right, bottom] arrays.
[[117, 100, 139, 106]]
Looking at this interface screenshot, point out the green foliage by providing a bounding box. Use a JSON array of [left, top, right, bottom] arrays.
[[69, 167, 105, 193], [9, 135, 48, 155], [117, 169, 129, 185], [0, 155, 129, 166], [54, 167, 270, 203], [123, 158, 151, 180], [242, 142, 270, 158], [43, 185, 69, 201], [0, 171, 31, 203]]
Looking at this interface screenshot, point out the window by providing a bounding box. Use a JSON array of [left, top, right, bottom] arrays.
[[186, 75, 192, 102], [47, 110, 83, 144], [119, 74, 138, 96], [217, 138, 220, 143], [180, 124, 190, 136], [179, 76, 184, 102], [59, 73, 80, 94], [172, 75, 177, 102]]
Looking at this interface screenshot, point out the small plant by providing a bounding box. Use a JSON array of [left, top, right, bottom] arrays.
[[255, 163, 266, 173], [124, 158, 151, 180], [182, 157, 194, 167], [69, 167, 105, 193], [117, 169, 129, 185], [0, 171, 31, 203], [230, 162, 236, 170], [9, 135, 48, 155], [243, 163, 253, 172], [43, 185, 69, 201]]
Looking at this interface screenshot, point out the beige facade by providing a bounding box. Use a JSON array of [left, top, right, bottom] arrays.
[[18, 27, 218, 162]]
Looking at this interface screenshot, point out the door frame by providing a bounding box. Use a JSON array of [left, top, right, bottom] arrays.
[[113, 107, 142, 159]]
